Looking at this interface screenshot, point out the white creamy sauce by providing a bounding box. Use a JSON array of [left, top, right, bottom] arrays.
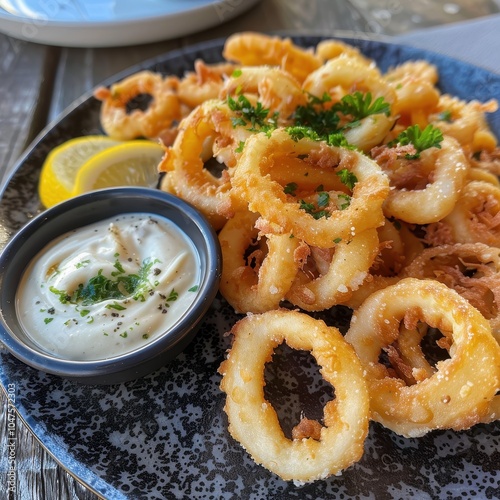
[[16, 213, 201, 361]]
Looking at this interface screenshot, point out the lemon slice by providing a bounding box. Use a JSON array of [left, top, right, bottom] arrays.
[[38, 135, 121, 208], [73, 141, 164, 195]]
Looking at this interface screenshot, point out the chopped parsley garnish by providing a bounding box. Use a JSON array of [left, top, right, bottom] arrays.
[[44, 318, 54, 325], [165, 288, 179, 305], [333, 237, 342, 244], [286, 125, 322, 142], [436, 110, 452, 122], [326, 133, 352, 148], [299, 189, 331, 219], [337, 193, 351, 210], [188, 285, 199, 292], [49, 257, 160, 306], [112, 258, 126, 275], [75, 260, 90, 269], [292, 92, 340, 137], [227, 94, 277, 133], [106, 302, 127, 311], [333, 91, 391, 121], [387, 124, 444, 159], [291, 91, 391, 145], [336, 168, 358, 190], [284, 182, 298, 196], [317, 191, 330, 208]]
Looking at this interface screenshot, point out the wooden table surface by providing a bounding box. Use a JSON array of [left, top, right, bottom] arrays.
[[0, 0, 499, 498]]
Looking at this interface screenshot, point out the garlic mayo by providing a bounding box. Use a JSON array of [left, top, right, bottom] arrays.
[[16, 213, 200, 360]]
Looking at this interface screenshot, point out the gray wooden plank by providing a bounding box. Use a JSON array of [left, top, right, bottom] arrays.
[[0, 35, 60, 187]]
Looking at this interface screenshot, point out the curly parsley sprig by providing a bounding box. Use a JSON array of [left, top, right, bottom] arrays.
[[226, 94, 278, 133], [289, 91, 391, 146], [387, 124, 444, 159], [333, 91, 391, 121]]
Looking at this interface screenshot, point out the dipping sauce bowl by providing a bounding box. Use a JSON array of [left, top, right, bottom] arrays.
[[0, 187, 221, 384]]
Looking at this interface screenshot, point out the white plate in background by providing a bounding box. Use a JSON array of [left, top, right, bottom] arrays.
[[0, 0, 261, 47]]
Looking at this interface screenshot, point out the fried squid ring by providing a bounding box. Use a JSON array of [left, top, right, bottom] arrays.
[[219, 309, 370, 482], [219, 66, 307, 119], [94, 71, 181, 140], [384, 60, 440, 118], [302, 56, 397, 151], [402, 243, 500, 337], [315, 39, 373, 65], [286, 228, 379, 311], [433, 180, 500, 248], [302, 56, 395, 105], [159, 99, 250, 228], [231, 128, 389, 248], [429, 94, 498, 154], [222, 32, 322, 84], [376, 136, 469, 224], [470, 147, 500, 176], [177, 60, 238, 109], [218, 211, 305, 313], [345, 278, 500, 437], [343, 218, 423, 310]]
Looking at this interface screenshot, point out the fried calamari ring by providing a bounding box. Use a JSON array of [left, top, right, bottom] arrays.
[[219, 309, 369, 482], [384, 60, 440, 118], [219, 66, 307, 119], [222, 32, 322, 84], [159, 99, 250, 228], [94, 71, 181, 140], [231, 128, 389, 248], [345, 278, 500, 437], [218, 211, 306, 313], [343, 218, 423, 310], [470, 147, 500, 176], [402, 243, 500, 336], [429, 94, 498, 153], [467, 166, 500, 186], [374, 136, 469, 224], [286, 228, 379, 311], [433, 181, 500, 248], [177, 59, 238, 109], [302, 56, 397, 151], [315, 39, 373, 65]]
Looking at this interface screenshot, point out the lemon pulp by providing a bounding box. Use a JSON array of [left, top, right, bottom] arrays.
[[38, 136, 164, 208]]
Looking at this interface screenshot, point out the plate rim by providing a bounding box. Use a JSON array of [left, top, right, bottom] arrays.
[[0, 0, 262, 47]]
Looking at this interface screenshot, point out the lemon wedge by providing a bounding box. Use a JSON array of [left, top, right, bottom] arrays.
[[38, 135, 122, 208], [38, 136, 165, 208], [73, 141, 164, 195]]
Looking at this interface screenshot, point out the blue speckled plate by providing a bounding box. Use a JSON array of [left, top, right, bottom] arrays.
[[1, 36, 499, 499]]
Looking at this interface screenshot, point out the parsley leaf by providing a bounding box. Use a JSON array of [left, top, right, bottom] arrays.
[[286, 125, 321, 142], [387, 124, 444, 159], [333, 91, 391, 120], [436, 110, 452, 122], [226, 94, 276, 133], [337, 193, 351, 210], [336, 168, 358, 190], [284, 182, 298, 196], [51, 258, 160, 306], [326, 133, 353, 148], [299, 190, 331, 219], [292, 98, 340, 138]]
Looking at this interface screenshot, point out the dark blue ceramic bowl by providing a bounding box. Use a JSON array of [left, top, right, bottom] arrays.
[[0, 187, 221, 384]]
